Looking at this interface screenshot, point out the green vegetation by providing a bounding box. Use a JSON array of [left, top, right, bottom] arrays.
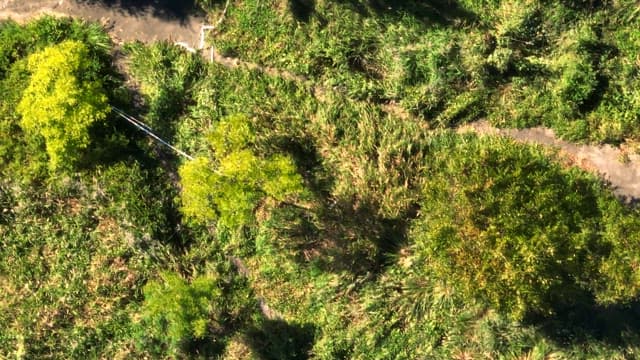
[[18, 40, 110, 170], [3, 2, 640, 359], [139, 269, 254, 357], [413, 135, 640, 319], [179, 114, 304, 229], [125, 41, 204, 138], [213, 0, 640, 143]]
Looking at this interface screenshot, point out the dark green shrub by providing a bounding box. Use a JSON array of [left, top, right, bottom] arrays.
[[582, 26, 640, 142], [483, 1, 547, 79], [409, 134, 638, 319], [0, 20, 29, 76], [0, 17, 111, 70], [553, 53, 597, 111], [395, 30, 469, 121]]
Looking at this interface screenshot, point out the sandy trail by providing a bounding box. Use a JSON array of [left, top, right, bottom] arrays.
[[459, 121, 640, 201], [0, 0, 204, 47], [2, 0, 640, 202]]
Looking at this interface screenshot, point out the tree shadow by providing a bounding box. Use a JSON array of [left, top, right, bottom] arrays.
[[560, 0, 608, 12], [81, 113, 152, 167], [244, 319, 316, 360], [79, 62, 165, 172], [262, 137, 415, 278], [78, 39, 168, 171], [289, 0, 316, 23], [276, 137, 336, 206], [74, 0, 204, 24], [266, 196, 412, 278], [525, 291, 640, 348], [334, 0, 478, 27], [623, 195, 640, 207]]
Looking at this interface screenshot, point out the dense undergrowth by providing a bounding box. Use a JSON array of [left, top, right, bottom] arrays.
[[2, 2, 640, 359], [213, 0, 640, 145]]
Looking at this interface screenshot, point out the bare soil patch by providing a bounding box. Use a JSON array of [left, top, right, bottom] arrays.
[[459, 121, 640, 201], [0, 0, 204, 47]]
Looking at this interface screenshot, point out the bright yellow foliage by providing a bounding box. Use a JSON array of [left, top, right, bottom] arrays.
[[179, 115, 304, 228], [17, 40, 109, 170], [178, 156, 219, 223], [207, 114, 254, 157]]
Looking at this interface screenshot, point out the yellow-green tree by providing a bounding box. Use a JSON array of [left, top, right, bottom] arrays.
[[179, 114, 304, 228], [17, 40, 109, 170], [140, 272, 220, 354]]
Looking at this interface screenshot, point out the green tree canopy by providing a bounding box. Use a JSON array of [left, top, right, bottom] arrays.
[[178, 114, 304, 228], [17, 40, 109, 170], [408, 135, 640, 320]]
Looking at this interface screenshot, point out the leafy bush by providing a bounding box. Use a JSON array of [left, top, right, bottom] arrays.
[[392, 30, 470, 121], [410, 134, 639, 319], [7, 4, 640, 359], [0, 17, 115, 178], [179, 114, 304, 228], [139, 272, 221, 355], [24, 16, 110, 53], [553, 54, 597, 112], [583, 25, 640, 142], [0, 17, 110, 75], [138, 268, 255, 357], [0, 21, 29, 76], [17, 40, 110, 170]]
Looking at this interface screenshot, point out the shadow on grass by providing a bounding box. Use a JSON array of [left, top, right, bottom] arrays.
[[79, 67, 165, 172], [266, 196, 412, 278], [264, 139, 414, 278], [334, 0, 477, 27], [119, 41, 206, 142], [244, 319, 316, 360], [526, 293, 640, 348], [75, 0, 204, 24], [289, 0, 316, 22]]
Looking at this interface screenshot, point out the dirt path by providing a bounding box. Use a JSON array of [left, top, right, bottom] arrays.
[[459, 121, 640, 202], [0, 0, 204, 47]]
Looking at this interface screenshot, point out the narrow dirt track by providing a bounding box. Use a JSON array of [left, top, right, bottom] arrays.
[[459, 121, 640, 201], [0, 0, 204, 47], [2, 0, 640, 202]]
